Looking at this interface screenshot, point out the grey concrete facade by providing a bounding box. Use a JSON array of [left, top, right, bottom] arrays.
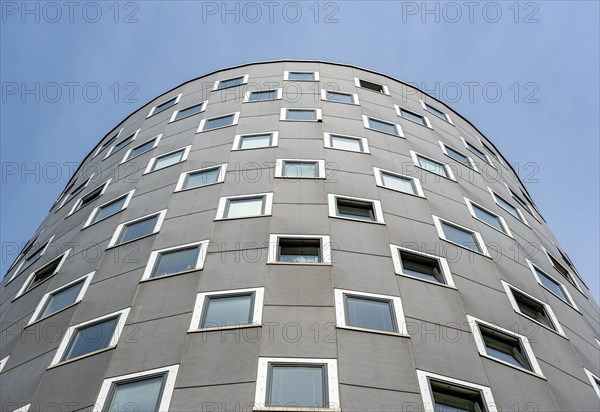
[[1, 61, 598, 412]]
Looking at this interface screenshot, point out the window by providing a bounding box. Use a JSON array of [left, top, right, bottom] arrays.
[[411, 151, 455, 180], [0, 356, 8, 373], [275, 159, 325, 179], [284, 71, 319, 81], [51, 308, 130, 366], [354, 77, 390, 94], [175, 164, 227, 191], [198, 112, 240, 132], [527, 260, 576, 308], [255, 358, 339, 410], [108, 210, 167, 247], [439, 141, 476, 170], [362, 115, 403, 136], [280, 108, 322, 122], [10, 405, 30, 412], [29, 272, 94, 324], [416, 370, 497, 412], [468, 315, 543, 375], [395, 105, 432, 128], [213, 74, 249, 90], [68, 180, 111, 216], [328, 194, 384, 223], [268, 234, 331, 264], [147, 94, 182, 117], [93, 129, 123, 157], [189, 287, 264, 331], [104, 129, 140, 158], [122, 134, 162, 163], [144, 146, 191, 173], [233, 131, 278, 150], [169, 101, 207, 122], [321, 89, 359, 105], [584, 369, 600, 398], [501, 281, 564, 335], [14, 236, 54, 275], [543, 247, 578, 287], [464, 198, 512, 236], [391, 245, 455, 287], [488, 188, 527, 224], [324, 132, 369, 153], [433, 216, 489, 256], [334, 289, 407, 335], [461, 136, 493, 165], [374, 167, 425, 197], [57, 175, 95, 208], [15, 249, 71, 299], [143, 241, 209, 281], [85, 190, 134, 227], [216, 193, 273, 220], [420, 100, 453, 124], [243, 89, 282, 102], [508, 188, 534, 215], [94, 365, 179, 412]]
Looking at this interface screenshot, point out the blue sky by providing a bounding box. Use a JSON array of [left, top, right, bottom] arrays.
[[1, 1, 598, 301]]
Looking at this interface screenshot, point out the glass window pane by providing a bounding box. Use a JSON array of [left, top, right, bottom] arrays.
[[331, 135, 362, 152], [326, 91, 354, 104], [24, 245, 46, 266], [94, 196, 127, 223], [218, 77, 244, 89], [153, 150, 184, 171], [249, 91, 277, 101], [269, 365, 324, 407], [381, 172, 416, 194], [418, 156, 448, 177], [441, 222, 481, 252], [495, 196, 520, 219], [28, 258, 62, 291], [278, 239, 321, 263], [445, 147, 470, 167], [225, 197, 264, 218], [153, 97, 178, 114], [472, 205, 504, 232], [336, 199, 375, 221], [536, 269, 566, 300], [431, 381, 484, 412], [514, 293, 554, 329], [359, 80, 384, 93], [40, 281, 84, 319], [118, 215, 159, 244], [481, 328, 528, 369], [205, 115, 234, 130], [400, 251, 443, 283], [286, 110, 317, 121], [107, 375, 165, 412], [184, 168, 221, 189], [152, 246, 200, 278], [239, 134, 272, 149], [368, 118, 398, 135], [202, 294, 253, 327], [113, 135, 134, 153], [400, 109, 426, 126], [283, 162, 318, 178], [467, 143, 488, 162], [288, 72, 315, 81], [129, 140, 155, 159], [175, 103, 204, 120], [346, 296, 395, 332], [425, 104, 447, 120], [64, 317, 118, 360]]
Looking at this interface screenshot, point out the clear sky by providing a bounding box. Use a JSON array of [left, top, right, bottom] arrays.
[[1, 1, 598, 301]]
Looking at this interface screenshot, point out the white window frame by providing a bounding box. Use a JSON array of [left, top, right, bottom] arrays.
[[540, 245, 582, 293], [460, 136, 495, 167], [432, 215, 490, 257], [411, 151, 456, 181], [174, 163, 228, 192], [143, 145, 191, 174], [394, 104, 432, 128], [584, 368, 600, 398], [57, 174, 96, 209], [275, 159, 326, 179], [487, 187, 529, 225], [416, 370, 497, 412], [280, 108, 323, 122], [189, 287, 264, 332], [438, 141, 478, 171], [0, 355, 9, 373], [464, 197, 513, 237], [121, 134, 162, 163], [147, 93, 182, 118], [362, 115, 404, 137], [373, 167, 425, 197], [320, 89, 359, 105], [354, 77, 390, 95], [327, 193, 385, 224], [232, 131, 279, 151], [84, 190, 135, 228], [477, 135, 505, 167], [93, 364, 179, 412], [390, 244, 455, 288], [93, 128, 123, 158], [467, 314, 544, 377], [283, 71, 320, 81], [527, 259, 578, 309], [50, 307, 130, 367], [268, 234, 332, 265], [28, 272, 94, 325], [500, 280, 566, 337], [212, 74, 249, 91], [215, 193, 273, 220], [197, 112, 240, 132], [9, 235, 56, 282], [419, 100, 454, 124], [107, 209, 167, 248], [168, 100, 208, 123], [15, 248, 71, 299], [142, 240, 210, 281], [324, 132, 370, 154], [67, 179, 112, 216], [104, 129, 140, 159], [334, 288, 408, 336], [254, 357, 340, 411], [243, 88, 283, 103], [10, 405, 30, 412]]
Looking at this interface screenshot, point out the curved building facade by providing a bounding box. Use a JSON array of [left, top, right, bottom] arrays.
[[1, 61, 599, 412]]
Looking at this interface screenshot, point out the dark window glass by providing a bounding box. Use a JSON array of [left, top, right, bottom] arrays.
[[93, 196, 127, 223], [39, 280, 85, 319], [368, 118, 398, 135], [202, 294, 253, 328], [63, 317, 118, 361], [268, 365, 325, 407], [128, 140, 156, 159], [152, 246, 200, 278], [480, 325, 531, 370], [153, 97, 178, 115], [100, 135, 118, 150], [535, 269, 567, 301], [184, 168, 221, 189], [431, 380, 486, 412], [326, 91, 354, 104], [77, 187, 104, 211], [400, 251, 444, 283], [358, 79, 384, 93], [336, 198, 375, 221], [107, 375, 165, 412], [174, 103, 204, 120], [400, 108, 426, 126], [346, 295, 395, 332], [472, 204, 505, 233], [249, 90, 277, 101], [117, 215, 159, 245], [27, 256, 63, 292], [69, 180, 89, 198], [441, 222, 481, 253], [424, 103, 447, 121], [445, 146, 471, 167], [513, 291, 554, 329], [278, 238, 321, 263], [23, 243, 46, 267], [204, 114, 235, 130], [547, 254, 573, 284], [495, 195, 521, 220], [217, 77, 244, 89], [112, 135, 135, 154], [466, 142, 488, 162]]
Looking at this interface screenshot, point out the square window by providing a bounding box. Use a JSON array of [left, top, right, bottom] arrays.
[[198, 112, 239, 132], [189, 288, 264, 331], [16, 249, 71, 298], [433, 216, 488, 255], [109, 210, 166, 247], [213, 75, 248, 90], [276, 159, 325, 179], [143, 241, 208, 281], [391, 246, 455, 287], [421, 101, 452, 123], [169, 101, 207, 122], [30, 273, 93, 324], [244, 89, 281, 102], [216, 193, 272, 220], [86, 190, 134, 226], [122, 135, 162, 163], [354, 78, 389, 94], [234, 132, 278, 150], [147, 147, 188, 173], [440, 142, 474, 169], [321, 89, 358, 104], [374, 167, 424, 197], [284, 71, 319, 81], [176, 164, 226, 191], [328, 194, 384, 223], [465, 198, 511, 236], [269, 235, 331, 264], [325, 133, 369, 153], [363, 115, 402, 136], [396, 106, 431, 128], [501, 281, 563, 334], [147, 94, 181, 117], [281, 108, 322, 122], [412, 152, 454, 179]]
